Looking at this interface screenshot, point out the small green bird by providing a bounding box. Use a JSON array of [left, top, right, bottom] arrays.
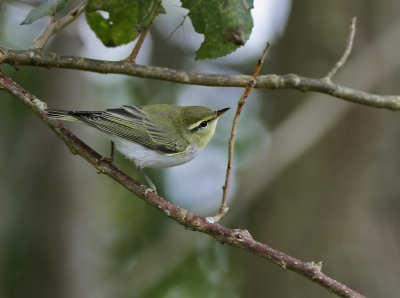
[[46, 104, 229, 191]]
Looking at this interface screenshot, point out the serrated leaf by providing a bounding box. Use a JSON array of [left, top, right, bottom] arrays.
[[86, 0, 163, 47], [20, 0, 68, 25], [181, 0, 254, 60], [159, 5, 166, 14]]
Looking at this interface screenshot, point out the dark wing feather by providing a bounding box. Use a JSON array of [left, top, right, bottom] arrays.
[[72, 106, 188, 154]]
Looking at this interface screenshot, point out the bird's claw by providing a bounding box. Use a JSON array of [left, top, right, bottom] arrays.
[[145, 188, 157, 195]]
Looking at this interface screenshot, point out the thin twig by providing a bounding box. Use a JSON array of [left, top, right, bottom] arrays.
[[1, 47, 400, 110], [126, 26, 151, 63], [0, 69, 364, 298], [31, 2, 87, 49], [324, 17, 357, 81], [50, 0, 59, 23], [214, 43, 270, 222], [164, 14, 188, 41], [126, 0, 162, 63]]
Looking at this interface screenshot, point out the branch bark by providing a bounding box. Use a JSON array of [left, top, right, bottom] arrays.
[[125, 0, 162, 63], [1, 46, 400, 110], [0, 70, 364, 298], [217, 44, 269, 221], [324, 17, 357, 81], [31, 2, 87, 49]]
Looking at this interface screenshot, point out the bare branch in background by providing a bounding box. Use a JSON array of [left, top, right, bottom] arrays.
[[324, 17, 357, 81], [1, 46, 400, 110], [0, 70, 364, 298]]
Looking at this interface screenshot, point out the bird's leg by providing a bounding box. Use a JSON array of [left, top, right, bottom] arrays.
[[100, 141, 115, 163], [138, 168, 157, 194], [110, 140, 115, 161]]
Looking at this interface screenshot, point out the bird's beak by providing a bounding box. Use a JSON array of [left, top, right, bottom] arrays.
[[216, 107, 230, 118]]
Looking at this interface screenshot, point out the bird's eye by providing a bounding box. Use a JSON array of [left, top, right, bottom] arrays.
[[200, 121, 208, 128]]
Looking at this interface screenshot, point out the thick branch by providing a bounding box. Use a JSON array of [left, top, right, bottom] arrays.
[[0, 70, 364, 298], [1, 47, 400, 110]]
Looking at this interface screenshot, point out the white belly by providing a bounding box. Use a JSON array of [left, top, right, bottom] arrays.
[[111, 137, 199, 169]]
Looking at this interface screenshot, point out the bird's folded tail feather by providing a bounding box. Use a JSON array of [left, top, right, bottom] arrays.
[[46, 109, 100, 122], [46, 109, 79, 121]]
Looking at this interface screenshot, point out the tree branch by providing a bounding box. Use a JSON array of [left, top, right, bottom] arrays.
[[125, 0, 162, 63], [31, 2, 87, 49], [0, 70, 364, 298], [324, 17, 357, 81], [216, 43, 269, 222], [1, 46, 400, 110]]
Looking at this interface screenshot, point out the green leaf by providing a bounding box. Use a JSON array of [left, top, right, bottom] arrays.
[[181, 0, 254, 60], [86, 0, 163, 47], [20, 0, 68, 25]]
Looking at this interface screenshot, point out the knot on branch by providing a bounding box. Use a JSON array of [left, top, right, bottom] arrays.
[[305, 261, 323, 272], [284, 73, 301, 87], [231, 229, 252, 241]]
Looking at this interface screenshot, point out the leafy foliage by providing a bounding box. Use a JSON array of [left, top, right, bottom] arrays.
[[20, 0, 254, 59], [20, 0, 68, 25], [181, 0, 254, 59], [86, 0, 163, 47]]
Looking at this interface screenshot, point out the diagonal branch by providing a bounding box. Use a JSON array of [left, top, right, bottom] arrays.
[[125, 0, 162, 63], [31, 2, 87, 49], [324, 17, 357, 81], [1, 47, 400, 110], [215, 43, 269, 221], [0, 70, 364, 298]]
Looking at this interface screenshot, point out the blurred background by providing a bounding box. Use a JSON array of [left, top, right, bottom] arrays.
[[1, 0, 400, 297]]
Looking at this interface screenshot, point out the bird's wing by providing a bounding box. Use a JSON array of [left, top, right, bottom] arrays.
[[79, 106, 189, 154]]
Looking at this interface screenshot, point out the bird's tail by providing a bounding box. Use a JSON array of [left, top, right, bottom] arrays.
[[46, 109, 85, 122]]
